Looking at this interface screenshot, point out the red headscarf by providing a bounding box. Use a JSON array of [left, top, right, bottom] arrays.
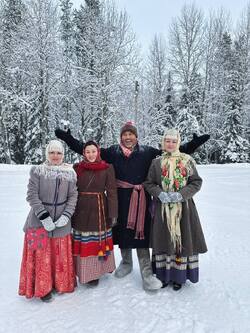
[[75, 141, 109, 177]]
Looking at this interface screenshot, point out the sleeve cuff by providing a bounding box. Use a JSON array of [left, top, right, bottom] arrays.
[[63, 211, 71, 219], [38, 211, 50, 220]]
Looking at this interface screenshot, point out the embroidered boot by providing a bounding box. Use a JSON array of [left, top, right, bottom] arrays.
[[114, 248, 133, 278], [137, 248, 162, 291]]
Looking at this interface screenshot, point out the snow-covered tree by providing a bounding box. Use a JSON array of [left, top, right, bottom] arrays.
[[144, 34, 170, 146], [72, 0, 139, 146], [221, 50, 249, 162], [168, 3, 205, 108], [59, 0, 74, 123], [23, 0, 61, 163], [0, 0, 27, 163]]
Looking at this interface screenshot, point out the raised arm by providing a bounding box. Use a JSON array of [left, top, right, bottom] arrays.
[[180, 133, 210, 155], [55, 128, 83, 155], [55, 128, 114, 162], [150, 133, 210, 156]]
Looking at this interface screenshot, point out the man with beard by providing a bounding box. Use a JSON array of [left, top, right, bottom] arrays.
[[55, 122, 209, 291]]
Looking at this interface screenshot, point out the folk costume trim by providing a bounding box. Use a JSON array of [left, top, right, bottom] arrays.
[[77, 191, 112, 260]]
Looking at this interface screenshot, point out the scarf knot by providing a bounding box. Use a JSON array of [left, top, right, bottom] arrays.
[[134, 184, 143, 191]]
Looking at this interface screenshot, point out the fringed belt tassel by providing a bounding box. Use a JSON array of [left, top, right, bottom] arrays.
[[116, 180, 146, 240]]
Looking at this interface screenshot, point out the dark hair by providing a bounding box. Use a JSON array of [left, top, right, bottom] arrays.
[[83, 140, 99, 151]]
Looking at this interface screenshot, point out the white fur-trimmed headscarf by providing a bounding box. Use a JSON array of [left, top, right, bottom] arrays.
[[34, 140, 76, 181], [162, 128, 181, 153], [45, 140, 64, 160]]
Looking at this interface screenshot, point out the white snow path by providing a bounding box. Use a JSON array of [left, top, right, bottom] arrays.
[[0, 164, 250, 333]]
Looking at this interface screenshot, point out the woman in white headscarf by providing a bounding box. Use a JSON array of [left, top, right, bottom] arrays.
[[19, 140, 78, 301], [144, 129, 207, 291]]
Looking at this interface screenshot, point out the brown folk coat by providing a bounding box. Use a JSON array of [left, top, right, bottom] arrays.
[[144, 158, 207, 256], [71, 164, 118, 232]]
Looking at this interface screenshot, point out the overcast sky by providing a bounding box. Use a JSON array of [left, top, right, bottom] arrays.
[[71, 0, 250, 53]]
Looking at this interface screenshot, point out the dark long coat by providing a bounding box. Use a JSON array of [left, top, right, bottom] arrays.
[[143, 157, 207, 256], [71, 164, 118, 232], [101, 144, 160, 248], [55, 131, 203, 248]]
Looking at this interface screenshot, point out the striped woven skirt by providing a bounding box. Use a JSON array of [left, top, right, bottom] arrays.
[[19, 233, 76, 298], [152, 253, 199, 285], [72, 228, 116, 284]]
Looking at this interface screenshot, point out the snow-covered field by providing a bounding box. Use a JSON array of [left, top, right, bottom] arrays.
[[0, 163, 250, 333]]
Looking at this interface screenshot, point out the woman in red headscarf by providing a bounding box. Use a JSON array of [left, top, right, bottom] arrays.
[[72, 141, 118, 286]]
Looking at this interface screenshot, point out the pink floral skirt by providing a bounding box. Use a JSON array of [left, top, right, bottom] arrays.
[[18, 233, 76, 299]]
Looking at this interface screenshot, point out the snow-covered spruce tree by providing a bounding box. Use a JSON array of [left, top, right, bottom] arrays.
[[72, 0, 106, 144], [57, 0, 76, 162], [163, 72, 177, 128], [23, 0, 61, 164], [59, 0, 74, 124], [236, 5, 250, 160], [220, 41, 249, 163], [176, 108, 200, 141], [0, 0, 27, 163]]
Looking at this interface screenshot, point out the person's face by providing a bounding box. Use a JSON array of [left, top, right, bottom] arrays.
[[84, 145, 98, 162], [48, 151, 64, 165], [121, 131, 137, 149], [164, 138, 178, 152]]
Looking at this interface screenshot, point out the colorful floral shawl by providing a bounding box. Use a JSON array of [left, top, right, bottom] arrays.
[[161, 151, 195, 253]]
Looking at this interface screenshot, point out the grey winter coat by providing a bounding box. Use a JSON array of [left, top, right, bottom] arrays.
[[143, 158, 207, 256], [23, 163, 78, 238]]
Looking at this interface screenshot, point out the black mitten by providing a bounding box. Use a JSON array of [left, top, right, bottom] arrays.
[[181, 133, 210, 154], [55, 128, 71, 140], [192, 133, 210, 147], [54, 128, 84, 154]]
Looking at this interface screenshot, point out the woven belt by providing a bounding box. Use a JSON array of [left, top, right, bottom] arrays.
[[42, 199, 67, 206]]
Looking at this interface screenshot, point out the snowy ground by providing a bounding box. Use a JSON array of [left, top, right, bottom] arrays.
[[0, 163, 250, 333]]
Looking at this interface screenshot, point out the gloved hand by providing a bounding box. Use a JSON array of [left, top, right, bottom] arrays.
[[111, 218, 118, 227], [168, 192, 184, 203], [55, 215, 69, 228], [192, 133, 210, 146], [158, 192, 172, 203], [55, 128, 71, 140], [41, 216, 56, 232]]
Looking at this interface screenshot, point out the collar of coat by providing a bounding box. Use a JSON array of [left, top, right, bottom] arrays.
[[33, 162, 77, 182], [118, 143, 140, 157]]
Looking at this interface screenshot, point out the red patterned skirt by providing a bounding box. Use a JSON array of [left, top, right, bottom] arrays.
[[73, 229, 116, 284], [19, 233, 76, 299]]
